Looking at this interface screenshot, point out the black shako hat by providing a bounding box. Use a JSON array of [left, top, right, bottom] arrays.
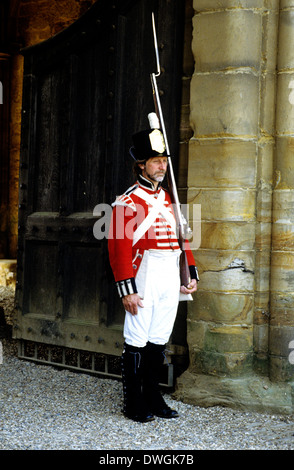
[[129, 128, 166, 161]]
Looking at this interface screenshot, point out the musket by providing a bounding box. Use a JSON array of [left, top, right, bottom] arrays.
[[149, 12, 191, 287]]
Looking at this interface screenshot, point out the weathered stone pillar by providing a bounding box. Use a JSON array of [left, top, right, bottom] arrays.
[[188, 0, 267, 378], [175, 0, 294, 413], [0, 53, 11, 258], [254, 0, 279, 377], [270, 1, 294, 382], [0, 52, 24, 261]]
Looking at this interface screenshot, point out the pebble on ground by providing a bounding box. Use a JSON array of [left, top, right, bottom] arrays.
[[0, 338, 294, 451]]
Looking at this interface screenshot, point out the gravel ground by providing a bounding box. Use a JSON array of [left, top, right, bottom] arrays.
[[0, 339, 294, 451]]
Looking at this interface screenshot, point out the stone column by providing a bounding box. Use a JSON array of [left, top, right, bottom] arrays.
[[187, 0, 264, 378], [0, 53, 11, 258], [8, 54, 23, 259], [175, 1, 294, 413], [254, 1, 279, 376], [270, 1, 294, 382]]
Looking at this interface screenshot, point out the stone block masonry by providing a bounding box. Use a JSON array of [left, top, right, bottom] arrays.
[[175, 0, 294, 414]]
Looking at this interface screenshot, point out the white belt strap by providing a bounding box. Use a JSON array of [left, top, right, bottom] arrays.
[[132, 188, 177, 246]]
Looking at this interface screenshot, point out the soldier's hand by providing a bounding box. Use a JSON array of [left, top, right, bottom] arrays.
[[122, 294, 144, 316], [180, 279, 197, 294]]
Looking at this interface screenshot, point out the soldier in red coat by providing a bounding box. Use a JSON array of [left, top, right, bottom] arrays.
[[108, 126, 198, 423]]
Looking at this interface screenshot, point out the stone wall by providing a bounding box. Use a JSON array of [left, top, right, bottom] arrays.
[[175, 0, 294, 414], [17, 0, 96, 46]]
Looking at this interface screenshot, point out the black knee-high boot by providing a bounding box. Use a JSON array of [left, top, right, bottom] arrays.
[[121, 343, 154, 423], [143, 342, 179, 419]]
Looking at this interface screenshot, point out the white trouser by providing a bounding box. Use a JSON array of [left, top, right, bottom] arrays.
[[123, 250, 181, 348]]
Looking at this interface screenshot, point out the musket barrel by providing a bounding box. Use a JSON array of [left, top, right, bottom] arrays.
[[150, 13, 191, 286], [150, 72, 184, 235], [152, 13, 161, 77]]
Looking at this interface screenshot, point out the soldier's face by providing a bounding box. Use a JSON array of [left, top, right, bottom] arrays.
[[140, 156, 168, 184]]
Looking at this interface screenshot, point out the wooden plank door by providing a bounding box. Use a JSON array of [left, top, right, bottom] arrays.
[[14, 0, 186, 362]]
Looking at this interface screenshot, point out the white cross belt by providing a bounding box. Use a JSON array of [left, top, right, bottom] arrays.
[[132, 188, 177, 246]]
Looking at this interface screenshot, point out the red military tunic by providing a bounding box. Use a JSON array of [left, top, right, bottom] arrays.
[[108, 174, 197, 298]]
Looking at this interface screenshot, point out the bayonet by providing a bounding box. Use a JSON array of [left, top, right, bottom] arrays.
[[149, 12, 191, 287]]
